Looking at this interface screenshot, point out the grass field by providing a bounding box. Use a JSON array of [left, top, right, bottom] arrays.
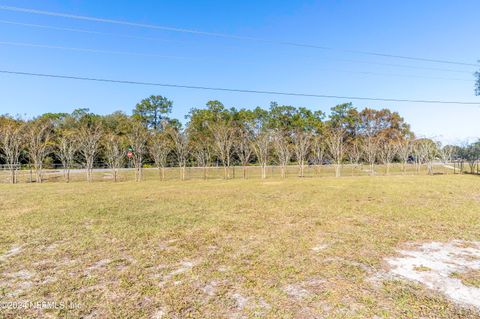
[[0, 175, 479, 318]]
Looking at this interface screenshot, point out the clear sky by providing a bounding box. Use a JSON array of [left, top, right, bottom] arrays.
[[0, 0, 479, 144]]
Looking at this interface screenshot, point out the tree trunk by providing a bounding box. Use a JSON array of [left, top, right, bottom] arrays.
[[10, 165, 16, 184], [335, 163, 341, 177], [299, 162, 305, 178]]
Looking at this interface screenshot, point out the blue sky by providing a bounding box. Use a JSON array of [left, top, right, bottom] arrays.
[[0, 0, 479, 143]]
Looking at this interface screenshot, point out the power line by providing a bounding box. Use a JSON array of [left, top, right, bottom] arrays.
[[330, 58, 475, 75], [0, 39, 473, 82], [0, 41, 191, 59], [320, 69, 471, 82], [0, 19, 475, 75], [1, 5, 478, 68], [0, 19, 185, 45], [0, 69, 478, 105]]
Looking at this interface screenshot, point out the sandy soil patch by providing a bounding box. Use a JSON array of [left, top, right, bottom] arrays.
[[0, 245, 23, 262], [385, 240, 480, 310]]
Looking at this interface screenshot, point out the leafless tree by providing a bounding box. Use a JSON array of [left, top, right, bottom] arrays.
[[378, 137, 399, 175], [78, 123, 103, 182], [234, 127, 253, 179], [360, 135, 379, 175], [169, 128, 190, 180], [397, 138, 413, 173], [149, 131, 172, 180], [347, 139, 361, 165], [347, 138, 362, 176], [292, 130, 311, 177], [57, 130, 78, 182], [191, 136, 211, 180], [273, 130, 291, 178], [104, 133, 125, 182], [325, 126, 345, 177], [312, 134, 326, 175], [25, 119, 52, 183], [127, 122, 149, 182], [414, 138, 438, 175], [209, 121, 235, 179], [0, 122, 24, 184], [251, 130, 271, 179]]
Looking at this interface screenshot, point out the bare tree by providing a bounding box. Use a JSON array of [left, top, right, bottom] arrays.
[[325, 126, 345, 177], [397, 138, 413, 173], [292, 130, 311, 177], [0, 122, 23, 184], [251, 130, 271, 179], [25, 119, 52, 183], [57, 130, 78, 182], [191, 136, 211, 180], [312, 134, 326, 175], [234, 127, 253, 179], [127, 122, 149, 182], [360, 135, 379, 175], [104, 133, 125, 182], [273, 130, 291, 178], [378, 137, 399, 175], [209, 121, 235, 179], [347, 138, 362, 176], [149, 131, 172, 180], [347, 139, 361, 165], [414, 138, 438, 175], [78, 123, 103, 182], [169, 128, 190, 180]]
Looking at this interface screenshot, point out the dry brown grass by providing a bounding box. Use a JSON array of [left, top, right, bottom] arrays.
[[451, 270, 480, 288], [0, 174, 479, 318]]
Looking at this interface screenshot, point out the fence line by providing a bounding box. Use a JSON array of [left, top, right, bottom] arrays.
[[0, 162, 476, 184]]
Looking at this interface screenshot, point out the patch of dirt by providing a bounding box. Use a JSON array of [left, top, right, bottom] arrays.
[[0, 269, 36, 298], [383, 240, 480, 310], [232, 292, 250, 309], [229, 291, 271, 318], [151, 308, 166, 319], [282, 277, 326, 300], [0, 245, 23, 261], [283, 284, 311, 299], [311, 244, 328, 252], [201, 281, 219, 296], [156, 260, 198, 286]]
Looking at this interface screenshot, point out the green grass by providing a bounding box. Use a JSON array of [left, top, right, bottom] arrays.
[[0, 175, 479, 318]]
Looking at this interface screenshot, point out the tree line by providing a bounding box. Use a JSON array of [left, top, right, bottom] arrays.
[[0, 96, 479, 183]]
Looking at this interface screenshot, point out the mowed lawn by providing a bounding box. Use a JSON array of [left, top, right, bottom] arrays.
[[0, 175, 479, 318]]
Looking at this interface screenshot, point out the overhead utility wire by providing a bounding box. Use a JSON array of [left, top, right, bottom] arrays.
[[0, 69, 478, 105], [0, 5, 478, 67], [0, 41, 190, 59], [0, 40, 472, 81], [0, 19, 185, 44], [0, 19, 474, 75]]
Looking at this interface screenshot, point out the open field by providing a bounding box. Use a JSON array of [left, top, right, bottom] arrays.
[[0, 175, 479, 318]]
